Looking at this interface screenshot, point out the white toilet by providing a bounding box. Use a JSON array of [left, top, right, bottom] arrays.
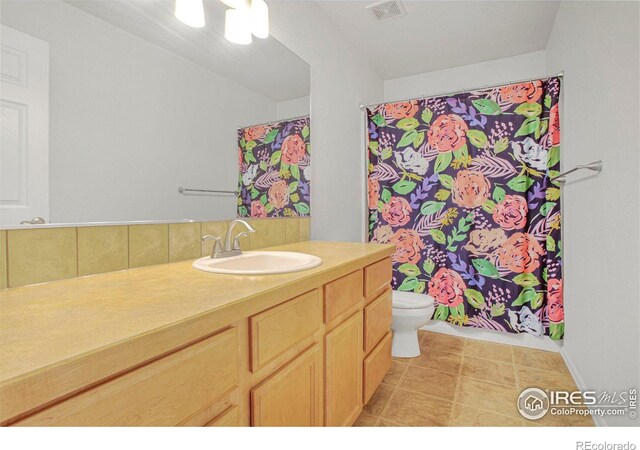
[[391, 291, 435, 358]]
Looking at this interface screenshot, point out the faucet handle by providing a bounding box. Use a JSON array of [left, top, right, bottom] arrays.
[[202, 235, 222, 258], [233, 232, 249, 251]]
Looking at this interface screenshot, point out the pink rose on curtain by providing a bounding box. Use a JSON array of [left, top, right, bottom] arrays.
[[381, 197, 412, 227], [268, 180, 290, 209], [368, 178, 380, 210], [547, 278, 564, 322], [493, 195, 528, 230], [496, 232, 545, 273], [428, 268, 467, 308], [427, 114, 468, 152], [250, 200, 267, 218], [244, 126, 267, 141], [499, 81, 543, 104], [385, 101, 419, 119], [281, 134, 306, 164], [549, 104, 561, 146], [390, 228, 424, 264], [452, 170, 491, 208]]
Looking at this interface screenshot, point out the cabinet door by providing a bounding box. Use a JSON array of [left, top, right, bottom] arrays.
[[325, 311, 363, 426], [251, 344, 323, 427]]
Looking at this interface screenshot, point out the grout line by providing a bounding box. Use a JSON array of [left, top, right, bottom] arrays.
[[448, 338, 466, 426], [74, 227, 79, 277], [3, 231, 9, 288]]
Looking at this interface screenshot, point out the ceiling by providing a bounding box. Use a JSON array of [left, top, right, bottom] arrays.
[[317, 0, 561, 80], [66, 0, 310, 102]]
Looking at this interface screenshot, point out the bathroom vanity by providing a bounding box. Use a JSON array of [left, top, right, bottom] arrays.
[[0, 241, 393, 427]]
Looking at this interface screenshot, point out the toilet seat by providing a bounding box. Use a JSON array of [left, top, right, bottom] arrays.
[[392, 291, 435, 310]]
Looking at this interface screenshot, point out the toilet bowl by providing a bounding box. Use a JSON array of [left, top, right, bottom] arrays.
[[391, 291, 435, 358]]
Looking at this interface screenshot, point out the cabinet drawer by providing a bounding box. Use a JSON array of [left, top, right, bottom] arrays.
[[324, 270, 363, 327], [364, 258, 392, 301], [251, 344, 323, 427], [363, 332, 392, 404], [206, 406, 240, 427], [18, 328, 239, 426], [364, 289, 392, 354], [250, 289, 321, 372]]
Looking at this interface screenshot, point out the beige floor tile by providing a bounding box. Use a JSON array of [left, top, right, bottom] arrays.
[[450, 403, 524, 426], [353, 412, 378, 427], [513, 347, 569, 373], [399, 365, 458, 401], [516, 366, 578, 391], [456, 376, 521, 417], [409, 349, 463, 375], [461, 356, 517, 387], [421, 331, 466, 355], [383, 360, 409, 385], [464, 339, 515, 364], [381, 387, 453, 426], [363, 382, 395, 416], [376, 418, 405, 427]]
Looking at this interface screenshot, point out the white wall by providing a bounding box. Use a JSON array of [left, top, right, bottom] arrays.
[[384, 51, 547, 101], [546, 0, 639, 427], [1, 0, 277, 223], [270, 1, 383, 242], [276, 96, 310, 121]]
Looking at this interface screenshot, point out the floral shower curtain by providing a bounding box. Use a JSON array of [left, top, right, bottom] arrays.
[[237, 116, 311, 218], [367, 77, 563, 340]]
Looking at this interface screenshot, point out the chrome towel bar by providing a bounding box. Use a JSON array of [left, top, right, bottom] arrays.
[[178, 187, 238, 195], [550, 160, 603, 183]]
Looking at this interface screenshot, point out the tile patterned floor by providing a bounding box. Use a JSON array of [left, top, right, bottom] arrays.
[[354, 331, 594, 427]]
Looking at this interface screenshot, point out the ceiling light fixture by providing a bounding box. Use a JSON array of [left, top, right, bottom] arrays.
[[219, 0, 248, 8], [249, 0, 269, 39], [225, 7, 253, 45], [174, 0, 269, 43], [175, 0, 206, 27]]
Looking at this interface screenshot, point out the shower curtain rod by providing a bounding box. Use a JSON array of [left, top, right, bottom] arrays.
[[237, 114, 309, 130], [359, 71, 564, 110]]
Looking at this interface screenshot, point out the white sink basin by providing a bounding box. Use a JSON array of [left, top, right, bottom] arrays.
[[192, 251, 322, 275]]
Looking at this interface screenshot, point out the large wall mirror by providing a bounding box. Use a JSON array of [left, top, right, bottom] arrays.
[[0, 0, 310, 227]]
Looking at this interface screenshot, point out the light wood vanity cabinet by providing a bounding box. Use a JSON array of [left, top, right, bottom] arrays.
[[324, 311, 363, 426], [7, 253, 392, 427], [251, 344, 323, 426], [17, 327, 240, 426], [362, 259, 393, 405]]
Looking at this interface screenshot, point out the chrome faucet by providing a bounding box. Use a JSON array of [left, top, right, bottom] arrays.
[[202, 219, 255, 259]]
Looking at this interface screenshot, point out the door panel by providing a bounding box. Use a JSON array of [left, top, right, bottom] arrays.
[[0, 26, 49, 226]]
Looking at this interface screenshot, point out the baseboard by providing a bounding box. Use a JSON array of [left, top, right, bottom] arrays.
[[559, 347, 606, 427], [420, 321, 562, 352]]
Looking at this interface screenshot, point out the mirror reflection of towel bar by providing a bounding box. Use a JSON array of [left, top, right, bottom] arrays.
[[178, 187, 238, 195], [550, 160, 603, 183]]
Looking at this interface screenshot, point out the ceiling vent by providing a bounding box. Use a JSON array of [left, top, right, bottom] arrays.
[[367, 0, 406, 23]]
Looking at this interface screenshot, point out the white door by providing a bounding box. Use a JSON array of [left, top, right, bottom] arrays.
[[0, 25, 49, 226]]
